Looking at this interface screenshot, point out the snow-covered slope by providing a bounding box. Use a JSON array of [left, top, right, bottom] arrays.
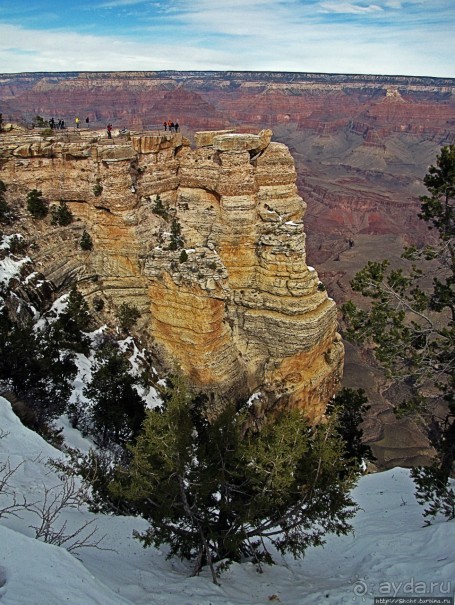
[[0, 396, 454, 605]]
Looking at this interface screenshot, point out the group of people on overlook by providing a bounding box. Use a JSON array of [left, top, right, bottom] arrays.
[[48, 117, 66, 129], [163, 120, 179, 132], [47, 115, 180, 138]]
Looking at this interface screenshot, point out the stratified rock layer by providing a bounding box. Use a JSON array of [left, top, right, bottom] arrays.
[[0, 128, 343, 418]]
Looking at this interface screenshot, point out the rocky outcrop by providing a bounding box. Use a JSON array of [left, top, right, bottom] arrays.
[[0, 128, 343, 419], [1, 70, 453, 255]]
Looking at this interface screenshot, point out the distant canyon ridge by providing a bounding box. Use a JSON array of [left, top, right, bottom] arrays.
[[1, 70, 454, 260], [1, 70, 454, 467]]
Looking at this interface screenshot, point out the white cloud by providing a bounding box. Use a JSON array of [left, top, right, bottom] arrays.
[[319, 2, 383, 14], [0, 24, 239, 72], [0, 0, 453, 77]]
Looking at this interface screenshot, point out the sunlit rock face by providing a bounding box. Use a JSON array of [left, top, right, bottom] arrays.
[[0, 128, 343, 419]]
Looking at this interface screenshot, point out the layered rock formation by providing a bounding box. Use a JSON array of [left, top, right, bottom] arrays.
[[0, 127, 343, 419], [1, 70, 453, 260]]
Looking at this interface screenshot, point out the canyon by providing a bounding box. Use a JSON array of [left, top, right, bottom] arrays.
[[0, 126, 343, 423], [1, 71, 453, 262], [1, 70, 454, 466]]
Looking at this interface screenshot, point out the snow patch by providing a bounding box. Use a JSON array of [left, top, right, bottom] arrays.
[[1, 397, 454, 605], [0, 256, 30, 287]]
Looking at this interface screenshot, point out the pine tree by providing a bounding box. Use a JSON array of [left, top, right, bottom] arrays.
[[26, 189, 48, 219], [80, 230, 93, 251], [110, 375, 359, 583], [0, 180, 9, 222], [51, 201, 73, 226], [342, 144, 455, 519], [328, 388, 374, 466], [83, 342, 146, 447], [152, 194, 169, 220], [51, 285, 93, 354], [116, 302, 141, 333], [0, 310, 77, 426]]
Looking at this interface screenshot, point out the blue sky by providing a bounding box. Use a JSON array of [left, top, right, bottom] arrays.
[[0, 0, 453, 77]]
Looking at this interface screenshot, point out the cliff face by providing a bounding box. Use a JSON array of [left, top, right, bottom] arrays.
[[1, 70, 453, 262], [0, 128, 343, 419]]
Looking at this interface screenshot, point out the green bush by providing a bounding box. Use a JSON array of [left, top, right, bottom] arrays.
[[32, 115, 47, 128], [168, 218, 184, 250], [0, 196, 9, 222], [152, 194, 169, 220], [93, 183, 103, 197], [27, 189, 48, 219], [110, 375, 359, 584], [0, 181, 9, 222], [92, 296, 105, 312], [80, 230, 93, 251], [8, 235, 27, 255], [51, 201, 73, 226], [116, 302, 141, 333]]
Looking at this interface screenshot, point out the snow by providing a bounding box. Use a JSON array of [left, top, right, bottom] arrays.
[[0, 256, 30, 287], [33, 292, 69, 331], [0, 525, 131, 605], [246, 391, 262, 407], [118, 337, 162, 409], [0, 234, 23, 251], [0, 396, 454, 605]]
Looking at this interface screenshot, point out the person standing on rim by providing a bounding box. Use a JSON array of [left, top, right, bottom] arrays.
[[75, 116, 80, 129], [86, 116, 90, 128]]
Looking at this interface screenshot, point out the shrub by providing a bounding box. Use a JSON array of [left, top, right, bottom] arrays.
[[152, 194, 169, 220], [168, 218, 184, 250], [0, 196, 10, 222], [32, 115, 47, 128], [0, 182, 10, 223], [7, 235, 27, 255], [93, 183, 103, 197], [50, 284, 93, 354], [83, 342, 146, 447], [80, 230, 93, 251], [92, 296, 105, 312], [27, 189, 48, 219], [51, 201, 73, 226], [116, 302, 140, 333], [110, 375, 359, 584]]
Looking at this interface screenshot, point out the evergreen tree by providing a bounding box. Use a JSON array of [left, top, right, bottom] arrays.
[[51, 201, 73, 226], [152, 194, 169, 220], [32, 115, 47, 128], [342, 145, 455, 519], [80, 230, 93, 251], [83, 342, 146, 447], [51, 285, 93, 354], [168, 218, 184, 250], [111, 375, 359, 583], [328, 388, 374, 467], [116, 302, 140, 333], [0, 310, 77, 426], [0, 180, 9, 222], [26, 189, 48, 219]]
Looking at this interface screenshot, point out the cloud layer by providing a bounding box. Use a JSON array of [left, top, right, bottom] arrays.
[[0, 0, 453, 76]]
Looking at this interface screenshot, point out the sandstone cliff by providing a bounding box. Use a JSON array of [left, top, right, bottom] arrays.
[[0, 127, 343, 419], [2, 70, 453, 261]]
